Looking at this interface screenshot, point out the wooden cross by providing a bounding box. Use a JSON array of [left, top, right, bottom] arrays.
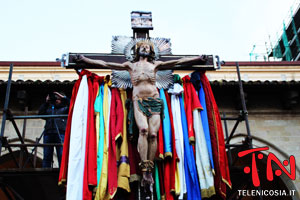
[[63, 53, 219, 70]]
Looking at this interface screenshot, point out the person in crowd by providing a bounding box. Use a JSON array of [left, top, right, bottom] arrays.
[[38, 91, 69, 168]]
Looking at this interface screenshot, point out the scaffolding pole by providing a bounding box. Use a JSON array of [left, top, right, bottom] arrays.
[[0, 64, 13, 156]]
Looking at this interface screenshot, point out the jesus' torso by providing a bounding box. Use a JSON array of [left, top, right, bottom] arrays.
[[128, 61, 159, 100]]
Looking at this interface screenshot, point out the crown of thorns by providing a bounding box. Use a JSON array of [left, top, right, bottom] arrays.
[[135, 40, 155, 50]]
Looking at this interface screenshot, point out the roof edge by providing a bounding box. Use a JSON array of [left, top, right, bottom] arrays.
[[0, 61, 60, 66]]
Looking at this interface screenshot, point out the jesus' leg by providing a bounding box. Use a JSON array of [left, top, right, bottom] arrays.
[[138, 114, 160, 189], [133, 100, 149, 161], [148, 114, 160, 161]]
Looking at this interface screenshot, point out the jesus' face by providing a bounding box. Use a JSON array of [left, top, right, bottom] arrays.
[[138, 44, 151, 57]]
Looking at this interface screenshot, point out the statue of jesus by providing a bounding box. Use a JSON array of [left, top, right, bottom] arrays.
[[75, 41, 207, 187]]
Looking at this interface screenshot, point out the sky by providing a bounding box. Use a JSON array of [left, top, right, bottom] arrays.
[[0, 0, 298, 62]]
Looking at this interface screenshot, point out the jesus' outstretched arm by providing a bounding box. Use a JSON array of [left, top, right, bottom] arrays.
[[155, 55, 207, 70], [74, 54, 131, 70]]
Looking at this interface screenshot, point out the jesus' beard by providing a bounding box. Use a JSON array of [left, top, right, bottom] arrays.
[[138, 51, 151, 57]]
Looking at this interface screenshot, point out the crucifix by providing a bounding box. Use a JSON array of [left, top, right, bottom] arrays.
[[60, 10, 219, 193]]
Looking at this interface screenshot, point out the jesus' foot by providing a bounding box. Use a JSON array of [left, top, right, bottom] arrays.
[[141, 171, 154, 192], [139, 160, 154, 192]]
